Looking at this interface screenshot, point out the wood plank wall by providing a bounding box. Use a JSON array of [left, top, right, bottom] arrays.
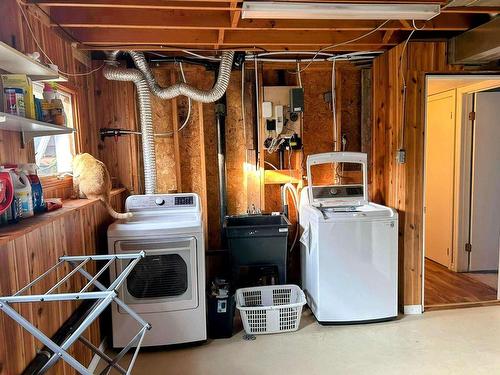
[[0, 191, 126, 375], [0, 1, 132, 373], [0, 0, 100, 165], [370, 41, 495, 307]]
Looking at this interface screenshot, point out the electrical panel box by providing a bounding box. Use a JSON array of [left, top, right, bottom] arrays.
[[290, 88, 304, 113], [262, 86, 302, 144]]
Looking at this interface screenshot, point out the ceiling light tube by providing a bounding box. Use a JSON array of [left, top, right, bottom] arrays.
[[241, 2, 440, 20]]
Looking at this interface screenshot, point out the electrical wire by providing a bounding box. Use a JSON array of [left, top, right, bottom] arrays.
[[154, 62, 192, 137], [293, 20, 391, 74], [398, 20, 423, 150], [18, 2, 105, 77], [264, 161, 279, 170], [177, 62, 192, 132]]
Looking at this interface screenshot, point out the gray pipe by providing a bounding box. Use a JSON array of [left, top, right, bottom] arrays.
[[129, 51, 234, 103], [103, 53, 157, 194]]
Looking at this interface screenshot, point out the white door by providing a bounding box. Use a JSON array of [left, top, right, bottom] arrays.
[[469, 92, 500, 271], [425, 90, 456, 267]]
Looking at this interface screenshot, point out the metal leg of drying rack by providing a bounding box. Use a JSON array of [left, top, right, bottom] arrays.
[[0, 252, 150, 375]]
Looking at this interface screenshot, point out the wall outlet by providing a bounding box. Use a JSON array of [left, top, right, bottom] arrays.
[[396, 149, 406, 164]]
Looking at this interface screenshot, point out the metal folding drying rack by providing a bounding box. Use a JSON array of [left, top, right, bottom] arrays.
[[0, 252, 150, 375]]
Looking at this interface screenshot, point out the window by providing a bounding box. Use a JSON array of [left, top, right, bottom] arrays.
[[32, 83, 76, 177]]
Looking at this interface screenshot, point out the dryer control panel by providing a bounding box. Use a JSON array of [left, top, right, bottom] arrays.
[[125, 193, 199, 212]]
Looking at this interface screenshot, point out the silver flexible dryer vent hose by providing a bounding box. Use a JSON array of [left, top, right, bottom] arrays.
[[103, 52, 157, 194], [129, 51, 235, 103]]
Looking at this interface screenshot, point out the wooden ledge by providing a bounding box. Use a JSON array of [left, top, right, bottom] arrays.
[[0, 188, 126, 245]]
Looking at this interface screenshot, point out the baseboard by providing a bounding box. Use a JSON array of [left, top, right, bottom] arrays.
[[403, 305, 423, 315], [87, 339, 107, 373]]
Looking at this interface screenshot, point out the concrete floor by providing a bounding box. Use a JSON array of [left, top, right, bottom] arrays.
[[101, 306, 500, 375]]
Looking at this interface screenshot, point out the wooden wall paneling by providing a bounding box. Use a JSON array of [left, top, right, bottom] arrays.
[[93, 61, 140, 193], [0, 192, 126, 375], [370, 41, 486, 307], [361, 68, 373, 189], [0, 242, 26, 374]]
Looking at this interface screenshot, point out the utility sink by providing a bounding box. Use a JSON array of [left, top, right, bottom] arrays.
[[225, 214, 290, 227], [225, 214, 291, 287]]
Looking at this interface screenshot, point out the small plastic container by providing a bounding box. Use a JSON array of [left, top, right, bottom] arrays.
[[236, 284, 306, 335]]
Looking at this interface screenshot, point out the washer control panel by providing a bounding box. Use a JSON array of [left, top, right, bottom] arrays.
[[126, 193, 198, 212]]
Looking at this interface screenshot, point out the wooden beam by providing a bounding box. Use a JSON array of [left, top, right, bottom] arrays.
[[70, 28, 396, 47], [382, 29, 395, 44], [442, 6, 500, 14], [78, 44, 390, 52], [222, 30, 392, 46], [230, 2, 240, 28], [49, 9, 476, 31]]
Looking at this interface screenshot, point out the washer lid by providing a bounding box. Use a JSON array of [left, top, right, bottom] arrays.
[[319, 203, 396, 221]]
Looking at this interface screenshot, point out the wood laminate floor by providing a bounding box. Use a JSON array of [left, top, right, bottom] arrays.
[[425, 258, 498, 306]]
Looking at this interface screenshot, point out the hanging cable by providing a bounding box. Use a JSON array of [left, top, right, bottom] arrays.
[[18, 3, 105, 77], [154, 62, 192, 137], [398, 20, 424, 150], [293, 20, 391, 74], [177, 62, 192, 132], [264, 161, 279, 170]]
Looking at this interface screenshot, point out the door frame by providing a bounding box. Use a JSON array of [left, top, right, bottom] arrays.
[[424, 89, 457, 269], [422, 75, 500, 310]]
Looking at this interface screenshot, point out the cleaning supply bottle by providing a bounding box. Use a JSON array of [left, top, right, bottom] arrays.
[[10, 169, 34, 219], [5, 169, 22, 223], [0, 169, 14, 226], [21, 164, 45, 214]]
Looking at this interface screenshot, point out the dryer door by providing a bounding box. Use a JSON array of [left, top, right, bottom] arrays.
[[114, 237, 198, 313]]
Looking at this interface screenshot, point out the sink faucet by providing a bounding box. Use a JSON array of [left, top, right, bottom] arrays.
[[247, 204, 261, 215]]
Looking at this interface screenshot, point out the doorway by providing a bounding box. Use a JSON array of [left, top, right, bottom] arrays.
[[423, 75, 500, 309]]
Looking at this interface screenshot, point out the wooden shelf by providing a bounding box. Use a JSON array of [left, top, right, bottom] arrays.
[[0, 111, 75, 145], [0, 188, 126, 245], [0, 41, 66, 81]]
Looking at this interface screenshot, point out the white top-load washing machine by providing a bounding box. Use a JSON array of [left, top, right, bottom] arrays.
[[107, 193, 206, 347], [299, 152, 398, 324]]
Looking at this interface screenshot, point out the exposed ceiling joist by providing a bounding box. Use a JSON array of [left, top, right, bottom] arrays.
[[22, 0, 499, 53], [48, 9, 480, 32]]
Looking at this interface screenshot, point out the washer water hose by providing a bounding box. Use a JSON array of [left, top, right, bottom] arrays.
[[103, 53, 157, 194], [103, 51, 234, 194]]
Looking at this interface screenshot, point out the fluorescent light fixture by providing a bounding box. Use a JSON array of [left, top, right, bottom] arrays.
[[241, 2, 440, 20]]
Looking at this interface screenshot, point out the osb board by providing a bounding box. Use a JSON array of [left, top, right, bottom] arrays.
[[225, 70, 248, 216], [371, 41, 474, 307], [340, 68, 362, 153], [151, 68, 177, 193], [0, 191, 126, 375]]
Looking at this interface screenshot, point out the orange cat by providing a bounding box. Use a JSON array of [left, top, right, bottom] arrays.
[[72, 153, 132, 219]]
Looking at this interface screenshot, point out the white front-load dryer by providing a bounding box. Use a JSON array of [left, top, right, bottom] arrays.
[[107, 193, 206, 347]]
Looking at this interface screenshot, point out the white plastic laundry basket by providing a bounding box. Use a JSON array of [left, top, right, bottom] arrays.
[[236, 284, 306, 335]]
